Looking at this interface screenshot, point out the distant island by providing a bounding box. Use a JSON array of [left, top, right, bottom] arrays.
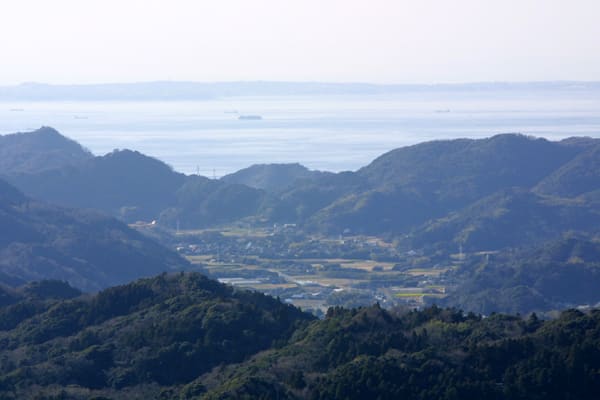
[[238, 115, 262, 120]]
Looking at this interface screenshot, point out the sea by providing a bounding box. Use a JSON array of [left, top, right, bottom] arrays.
[[1, 91, 599, 177]]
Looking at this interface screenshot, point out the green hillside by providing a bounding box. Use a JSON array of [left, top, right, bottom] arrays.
[[189, 305, 600, 399], [2, 276, 599, 399], [0, 273, 313, 399], [440, 234, 600, 314], [535, 144, 600, 198], [410, 188, 600, 251]]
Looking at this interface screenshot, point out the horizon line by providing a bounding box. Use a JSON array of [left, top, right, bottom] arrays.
[[3, 79, 600, 88]]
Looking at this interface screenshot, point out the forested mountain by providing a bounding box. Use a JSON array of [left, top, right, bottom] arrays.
[[0, 178, 188, 291], [0, 127, 92, 175], [5, 128, 600, 243], [358, 134, 578, 193], [439, 234, 600, 314], [1, 283, 598, 400], [266, 170, 365, 223], [295, 134, 586, 235], [0, 273, 313, 399], [410, 188, 600, 251], [157, 176, 273, 229], [534, 144, 600, 198], [197, 305, 600, 400], [9, 148, 187, 221], [3, 129, 271, 225], [221, 163, 327, 193], [5, 128, 600, 257]]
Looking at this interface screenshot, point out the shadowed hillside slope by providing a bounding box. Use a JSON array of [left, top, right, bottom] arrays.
[[9, 149, 186, 221], [0, 178, 188, 291], [535, 143, 600, 198], [439, 234, 600, 314], [410, 188, 600, 251]]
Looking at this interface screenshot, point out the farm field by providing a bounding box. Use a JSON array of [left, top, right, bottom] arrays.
[[187, 252, 450, 313]]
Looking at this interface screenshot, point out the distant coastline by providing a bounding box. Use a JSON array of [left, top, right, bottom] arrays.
[[0, 80, 600, 101], [1, 90, 599, 176]]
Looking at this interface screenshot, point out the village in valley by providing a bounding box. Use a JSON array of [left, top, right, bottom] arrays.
[[149, 223, 461, 316]]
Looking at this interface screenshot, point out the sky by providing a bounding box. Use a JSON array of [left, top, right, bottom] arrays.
[[0, 0, 599, 85]]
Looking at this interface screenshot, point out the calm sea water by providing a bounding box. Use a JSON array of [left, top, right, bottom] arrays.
[[1, 93, 599, 176]]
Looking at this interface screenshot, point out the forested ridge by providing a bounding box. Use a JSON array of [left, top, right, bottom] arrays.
[[198, 305, 600, 399], [5, 128, 600, 242], [0, 274, 598, 399], [0, 273, 312, 399]]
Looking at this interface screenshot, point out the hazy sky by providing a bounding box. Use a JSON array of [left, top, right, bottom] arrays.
[[1, 0, 599, 85]]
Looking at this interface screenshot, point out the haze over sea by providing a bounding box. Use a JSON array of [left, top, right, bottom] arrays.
[[1, 87, 599, 176]]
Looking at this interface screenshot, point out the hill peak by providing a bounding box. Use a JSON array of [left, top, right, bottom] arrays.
[[0, 127, 92, 174], [99, 148, 181, 177], [2, 126, 89, 150], [222, 162, 324, 192]]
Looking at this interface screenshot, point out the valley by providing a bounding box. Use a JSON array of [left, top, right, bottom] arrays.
[[3, 3, 600, 397], [2, 126, 600, 398], [3, 127, 600, 315], [165, 226, 488, 315]]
